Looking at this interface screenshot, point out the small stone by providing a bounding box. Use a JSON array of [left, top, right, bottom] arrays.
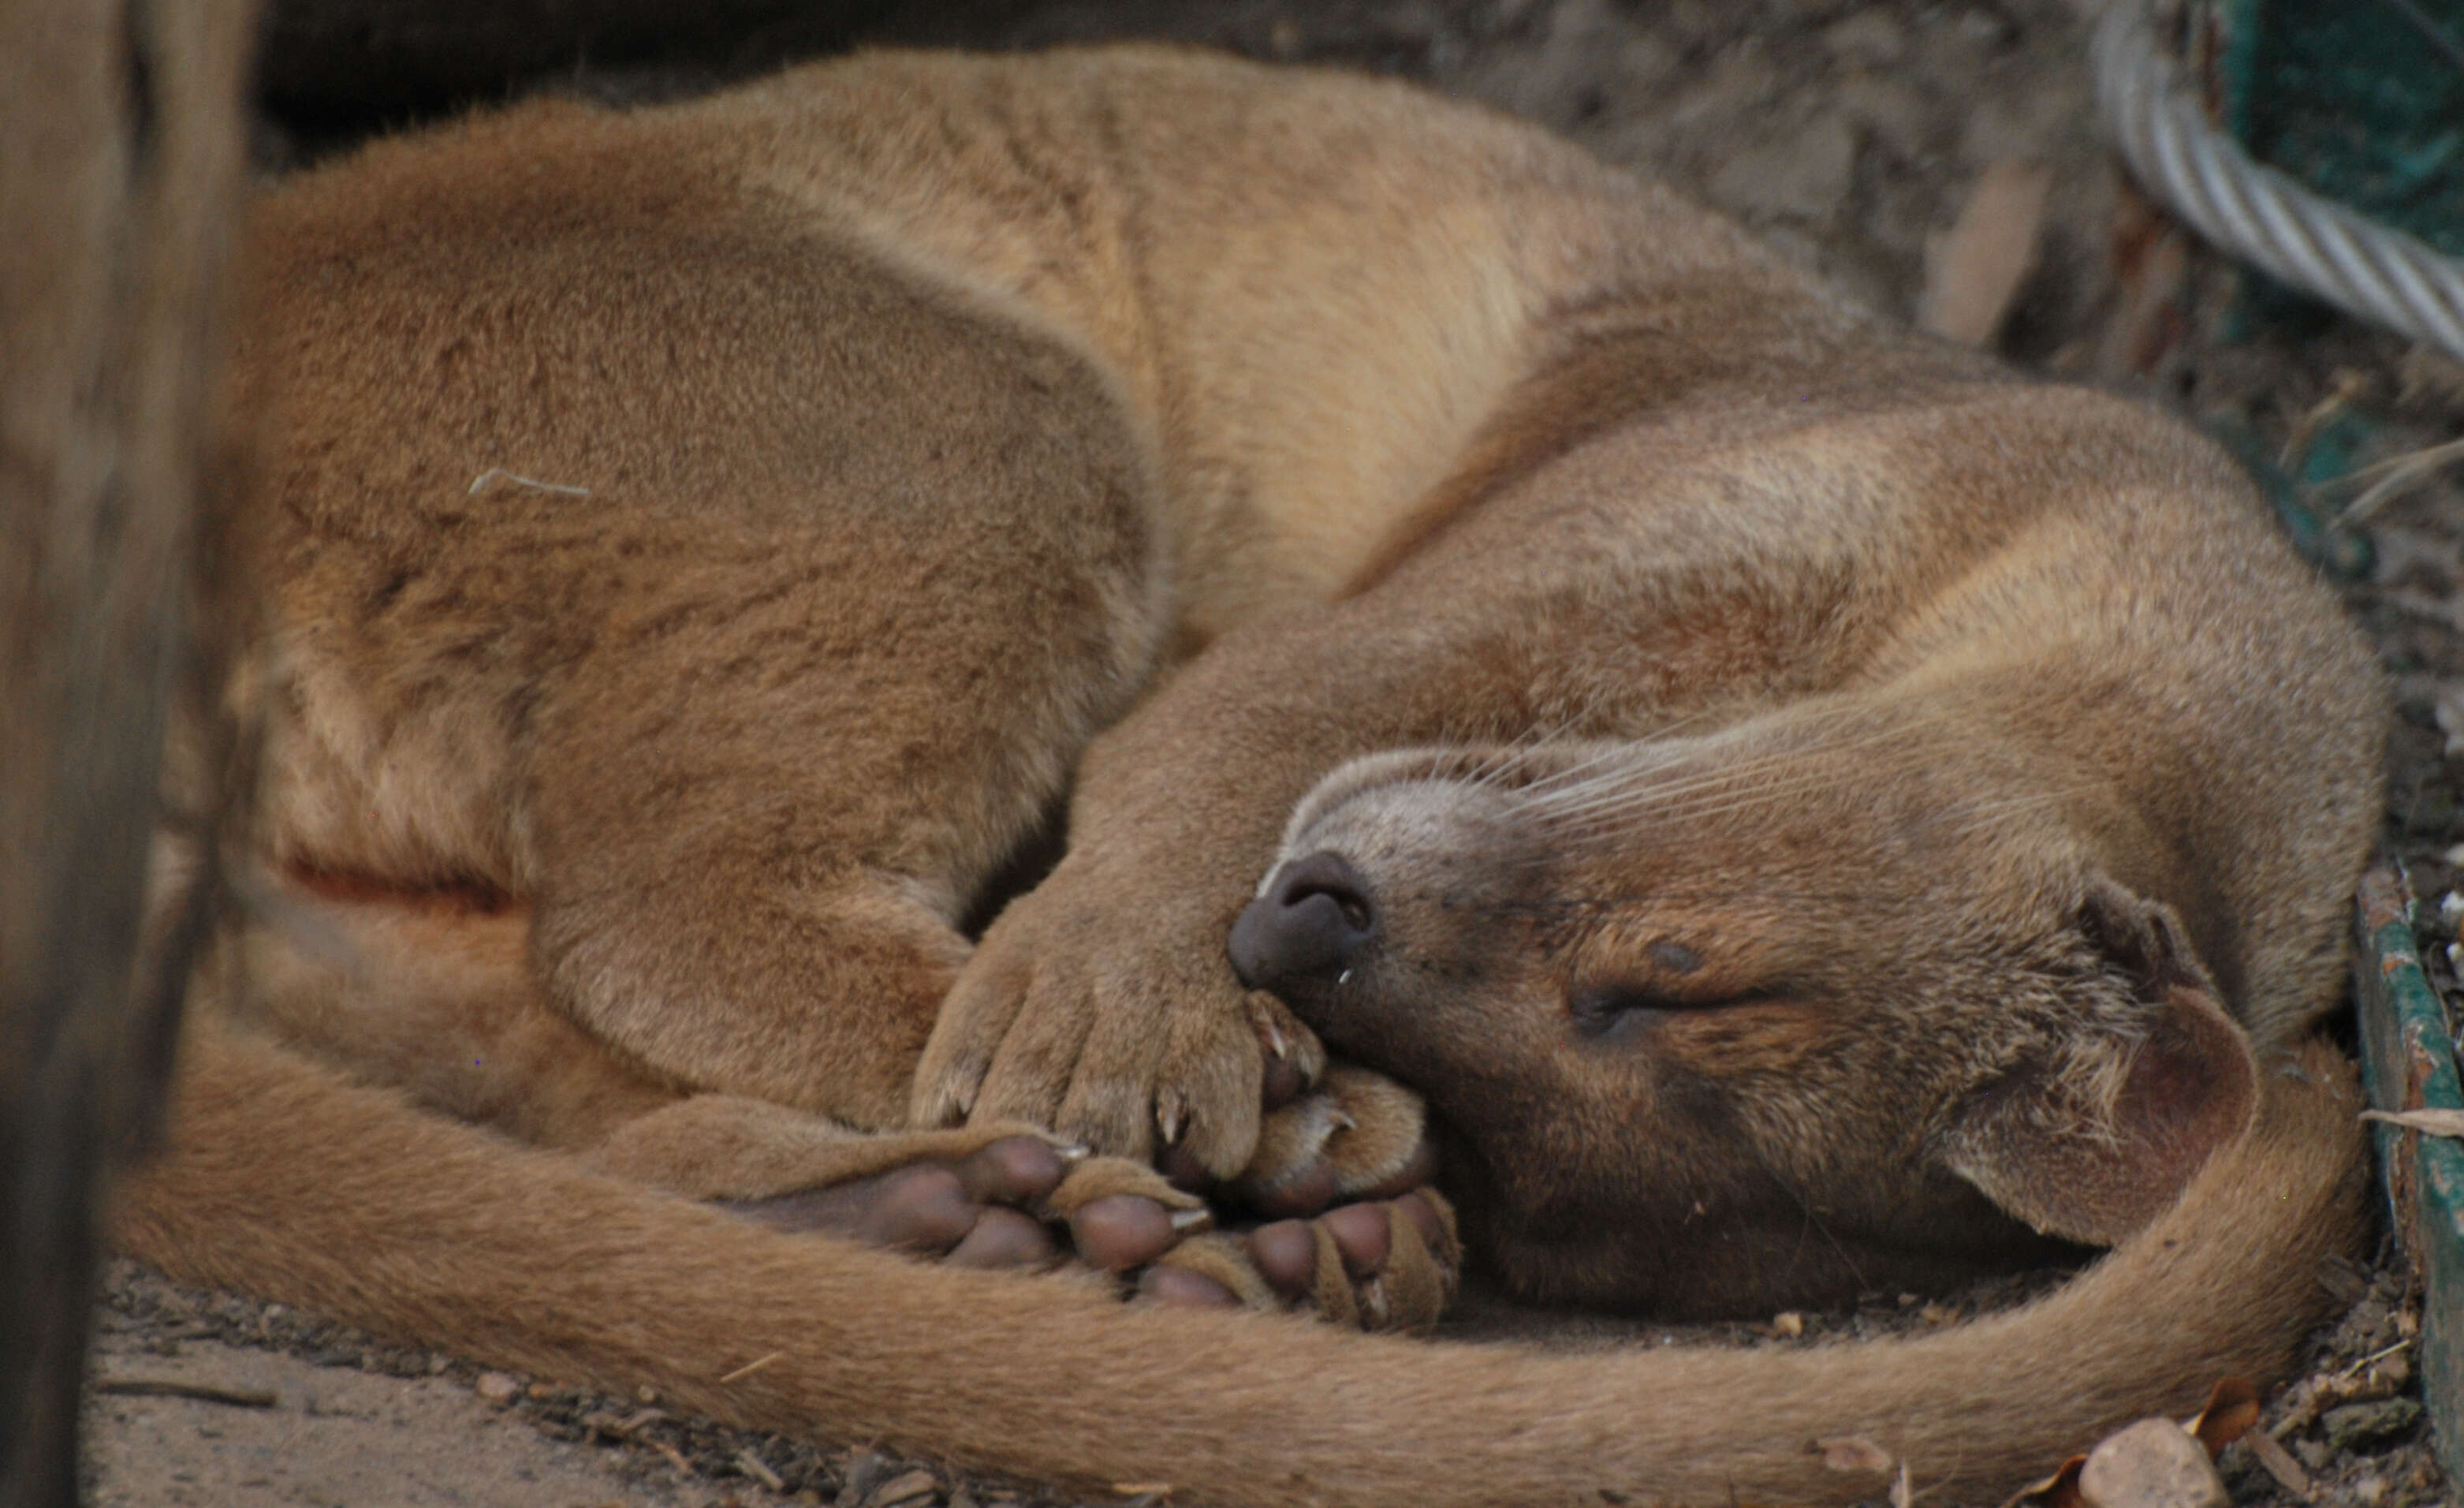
[[2077, 1418, 2225, 1508], [841, 1450, 889, 1503], [2321, 1398, 2424, 1452], [474, 1371, 523, 1405]]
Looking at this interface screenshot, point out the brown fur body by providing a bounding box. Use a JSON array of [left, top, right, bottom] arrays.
[[116, 46, 2383, 1504]]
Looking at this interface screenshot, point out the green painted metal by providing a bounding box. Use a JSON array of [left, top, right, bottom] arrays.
[[2197, 0, 2464, 338], [2227, 0, 2464, 260], [2352, 866, 2464, 1488]]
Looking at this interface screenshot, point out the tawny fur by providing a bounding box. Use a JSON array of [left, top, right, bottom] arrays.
[[123, 1021, 2365, 1506], [116, 44, 2385, 1506]]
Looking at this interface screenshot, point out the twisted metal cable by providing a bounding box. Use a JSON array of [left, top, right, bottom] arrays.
[[2092, 0, 2464, 365]]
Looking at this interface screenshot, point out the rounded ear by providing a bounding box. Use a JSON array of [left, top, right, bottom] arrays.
[[1938, 876, 2257, 1245]]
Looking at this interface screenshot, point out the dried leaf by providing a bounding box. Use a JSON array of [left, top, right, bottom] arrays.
[[2183, 1378, 2259, 1457], [2001, 1454, 2088, 1508], [1918, 159, 2052, 345], [2361, 1107, 2464, 1137], [1814, 1436, 1894, 1474]]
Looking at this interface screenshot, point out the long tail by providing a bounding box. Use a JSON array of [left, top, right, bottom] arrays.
[[116, 1021, 2364, 1507]]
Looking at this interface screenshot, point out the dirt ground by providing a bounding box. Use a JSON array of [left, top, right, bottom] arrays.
[[84, 0, 2464, 1503]]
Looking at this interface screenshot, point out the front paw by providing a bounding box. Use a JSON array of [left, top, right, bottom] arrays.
[[1233, 1064, 1437, 1219], [1129, 1068, 1456, 1333], [912, 857, 1322, 1177]]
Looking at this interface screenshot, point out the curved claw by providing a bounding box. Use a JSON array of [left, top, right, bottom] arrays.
[[925, 894, 1273, 1172], [1235, 1064, 1435, 1217]]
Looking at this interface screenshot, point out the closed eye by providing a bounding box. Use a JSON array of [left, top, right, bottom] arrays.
[[1569, 984, 1702, 1036], [1566, 982, 1782, 1039]]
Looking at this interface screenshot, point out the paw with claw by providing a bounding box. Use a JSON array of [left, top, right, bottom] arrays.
[[914, 853, 1317, 1177]]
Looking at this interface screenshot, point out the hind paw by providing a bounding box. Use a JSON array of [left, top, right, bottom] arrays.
[[724, 1134, 1075, 1267], [727, 1140, 1210, 1275], [1135, 1189, 1461, 1333]]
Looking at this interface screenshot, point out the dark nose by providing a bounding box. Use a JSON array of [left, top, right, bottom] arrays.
[[1228, 850, 1377, 994]]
